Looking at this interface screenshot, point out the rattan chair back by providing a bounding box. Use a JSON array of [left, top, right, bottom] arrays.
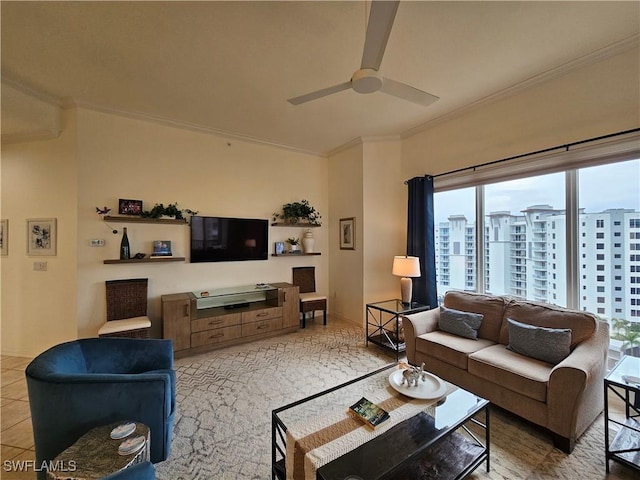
[[106, 278, 148, 321], [292, 267, 317, 294]]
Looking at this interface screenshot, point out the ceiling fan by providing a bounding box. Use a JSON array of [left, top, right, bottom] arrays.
[[287, 0, 438, 107]]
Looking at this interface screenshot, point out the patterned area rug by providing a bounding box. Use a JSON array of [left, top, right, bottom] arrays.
[[155, 318, 635, 480]]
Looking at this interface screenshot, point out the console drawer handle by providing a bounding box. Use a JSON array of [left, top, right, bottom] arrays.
[[209, 333, 224, 339], [209, 319, 223, 326], [257, 324, 268, 330], [257, 312, 270, 317]]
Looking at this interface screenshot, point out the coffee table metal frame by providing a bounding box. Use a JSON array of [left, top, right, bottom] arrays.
[[272, 363, 490, 480]]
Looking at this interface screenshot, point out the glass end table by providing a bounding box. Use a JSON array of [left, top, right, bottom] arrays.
[[604, 355, 640, 473], [366, 300, 431, 359]]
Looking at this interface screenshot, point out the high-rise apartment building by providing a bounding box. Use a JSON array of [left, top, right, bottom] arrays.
[[435, 207, 640, 323]]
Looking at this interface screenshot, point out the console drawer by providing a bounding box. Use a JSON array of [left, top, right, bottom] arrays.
[[191, 313, 241, 333], [242, 307, 282, 324], [242, 317, 283, 337], [191, 325, 242, 347]]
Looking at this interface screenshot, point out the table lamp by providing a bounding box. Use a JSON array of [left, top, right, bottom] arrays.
[[392, 256, 421, 304]]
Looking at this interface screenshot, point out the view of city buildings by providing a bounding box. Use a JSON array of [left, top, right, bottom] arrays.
[[435, 207, 640, 323]]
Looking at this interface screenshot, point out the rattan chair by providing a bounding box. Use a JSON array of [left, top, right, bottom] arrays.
[[98, 278, 151, 338], [292, 266, 327, 328]]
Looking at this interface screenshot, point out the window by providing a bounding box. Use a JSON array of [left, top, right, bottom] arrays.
[[433, 156, 640, 315], [434, 188, 475, 295], [597, 297, 605, 303]]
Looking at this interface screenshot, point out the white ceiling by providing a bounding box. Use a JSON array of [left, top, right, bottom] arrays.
[[1, 1, 638, 155]]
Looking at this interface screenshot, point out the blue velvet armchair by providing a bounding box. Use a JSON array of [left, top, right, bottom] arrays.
[[25, 338, 175, 479]]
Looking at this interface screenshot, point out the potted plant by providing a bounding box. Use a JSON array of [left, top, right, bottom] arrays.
[[141, 203, 198, 221], [273, 199, 321, 225], [286, 237, 301, 253]]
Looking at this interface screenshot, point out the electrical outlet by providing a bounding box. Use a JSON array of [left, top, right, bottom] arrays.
[[33, 261, 47, 271]]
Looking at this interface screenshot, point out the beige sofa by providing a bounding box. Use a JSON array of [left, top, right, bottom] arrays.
[[403, 291, 609, 453]]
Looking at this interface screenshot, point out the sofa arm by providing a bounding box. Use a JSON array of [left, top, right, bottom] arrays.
[[402, 307, 440, 365], [547, 320, 609, 448]]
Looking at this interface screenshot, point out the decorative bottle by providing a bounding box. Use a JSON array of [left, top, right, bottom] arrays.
[[120, 227, 130, 260], [302, 229, 315, 253]]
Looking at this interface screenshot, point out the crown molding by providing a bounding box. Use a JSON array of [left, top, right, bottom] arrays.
[[64, 99, 326, 158], [1, 130, 61, 145], [402, 34, 640, 140]]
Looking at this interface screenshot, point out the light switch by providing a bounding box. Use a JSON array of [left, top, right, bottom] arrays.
[[33, 261, 47, 271], [90, 239, 105, 247]]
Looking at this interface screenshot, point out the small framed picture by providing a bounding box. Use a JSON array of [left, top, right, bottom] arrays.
[[0, 219, 8, 256], [339, 217, 356, 250], [27, 218, 57, 256], [152, 240, 173, 257], [274, 241, 285, 255], [118, 199, 143, 216]]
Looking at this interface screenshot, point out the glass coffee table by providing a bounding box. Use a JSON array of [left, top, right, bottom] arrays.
[[272, 363, 490, 480]]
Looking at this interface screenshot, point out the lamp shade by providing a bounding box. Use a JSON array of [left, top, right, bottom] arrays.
[[392, 256, 421, 278]]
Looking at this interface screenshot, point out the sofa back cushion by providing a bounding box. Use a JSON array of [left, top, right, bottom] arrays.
[[499, 300, 597, 348], [444, 291, 506, 343]]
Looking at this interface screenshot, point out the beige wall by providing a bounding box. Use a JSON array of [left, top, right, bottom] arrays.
[[328, 143, 363, 323], [1, 109, 78, 356], [402, 47, 640, 178], [328, 138, 406, 326], [362, 139, 405, 305], [1, 107, 328, 355]]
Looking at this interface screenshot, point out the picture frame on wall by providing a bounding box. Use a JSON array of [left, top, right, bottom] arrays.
[[118, 199, 143, 216], [27, 218, 57, 256], [0, 219, 7, 256], [339, 217, 356, 250]]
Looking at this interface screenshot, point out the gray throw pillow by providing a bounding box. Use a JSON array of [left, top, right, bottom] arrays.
[[507, 318, 572, 365], [438, 306, 484, 340]]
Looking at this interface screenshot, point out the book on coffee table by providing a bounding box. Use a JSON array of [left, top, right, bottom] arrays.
[[348, 397, 390, 430]]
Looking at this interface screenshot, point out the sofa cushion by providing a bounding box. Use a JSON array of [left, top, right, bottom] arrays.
[[499, 300, 597, 348], [469, 344, 552, 402], [444, 291, 506, 343], [439, 306, 483, 340], [416, 331, 496, 370], [507, 318, 571, 365]]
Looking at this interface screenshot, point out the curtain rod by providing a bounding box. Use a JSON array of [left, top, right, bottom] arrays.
[[406, 128, 640, 183]]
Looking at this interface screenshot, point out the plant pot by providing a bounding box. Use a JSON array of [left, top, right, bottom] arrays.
[[289, 244, 300, 253]]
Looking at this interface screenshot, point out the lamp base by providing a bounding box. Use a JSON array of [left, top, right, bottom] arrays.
[[400, 277, 413, 305]]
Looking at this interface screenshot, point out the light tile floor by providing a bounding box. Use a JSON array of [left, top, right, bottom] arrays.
[[1, 355, 35, 480], [0, 352, 634, 480]]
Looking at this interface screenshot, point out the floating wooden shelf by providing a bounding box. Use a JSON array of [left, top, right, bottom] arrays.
[[104, 257, 186, 264], [271, 223, 321, 227], [271, 253, 321, 257], [103, 216, 187, 225]]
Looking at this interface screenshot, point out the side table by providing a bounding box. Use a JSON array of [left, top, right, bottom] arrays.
[[365, 300, 430, 360], [47, 421, 150, 480], [604, 355, 640, 473]]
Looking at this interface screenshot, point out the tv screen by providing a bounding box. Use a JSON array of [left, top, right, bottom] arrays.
[[190, 216, 268, 263]]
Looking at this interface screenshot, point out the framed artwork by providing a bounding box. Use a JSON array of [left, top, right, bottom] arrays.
[[339, 217, 356, 250], [118, 199, 143, 216], [27, 218, 57, 256], [0, 219, 7, 256]]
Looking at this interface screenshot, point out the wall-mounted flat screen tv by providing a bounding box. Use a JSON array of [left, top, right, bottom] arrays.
[[190, 216, 268, 263]]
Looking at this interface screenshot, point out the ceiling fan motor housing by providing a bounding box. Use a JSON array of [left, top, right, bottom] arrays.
[[351, 68, 383, 94]]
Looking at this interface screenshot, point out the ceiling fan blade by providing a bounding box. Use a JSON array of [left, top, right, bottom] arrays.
[[361, 0, 400, 71], [381, 77, 439, 107], [287, 81, 352, 105]]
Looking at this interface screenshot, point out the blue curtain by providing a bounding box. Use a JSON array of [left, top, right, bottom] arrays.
[[406, 176, 438, 307]]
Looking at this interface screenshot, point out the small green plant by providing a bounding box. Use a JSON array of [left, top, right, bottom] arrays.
[[286, 237, 300, 245], [273, 199, 321, 225], [141, 202, 198, 220]]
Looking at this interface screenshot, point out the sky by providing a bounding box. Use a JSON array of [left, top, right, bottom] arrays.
[[434, 159, 640, 225]]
